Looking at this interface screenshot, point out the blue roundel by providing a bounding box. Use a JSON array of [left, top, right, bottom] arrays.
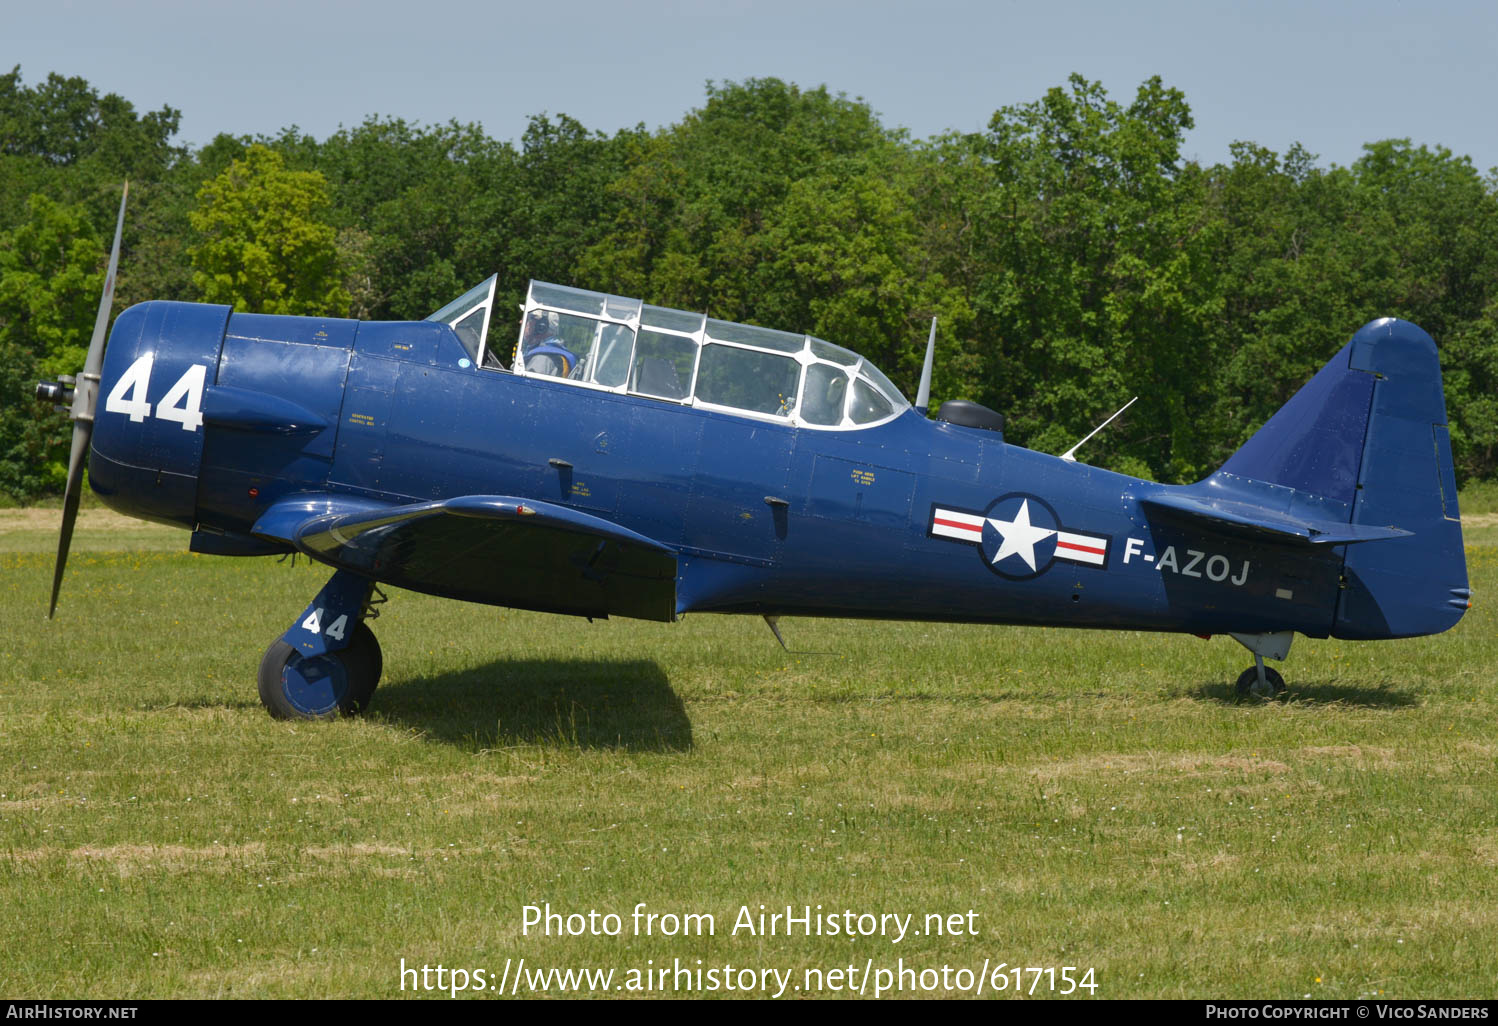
[[979, 493, 1062, 580]]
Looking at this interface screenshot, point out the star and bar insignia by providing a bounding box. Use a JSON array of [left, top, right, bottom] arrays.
[[929, 493, 1110, 580]]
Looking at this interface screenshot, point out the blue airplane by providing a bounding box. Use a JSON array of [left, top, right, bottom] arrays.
[[37, 187, 1470, 718]]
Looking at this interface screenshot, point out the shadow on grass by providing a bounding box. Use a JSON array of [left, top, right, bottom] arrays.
[[1188, 678, 1420, 708], [371, 658, 692, 752]]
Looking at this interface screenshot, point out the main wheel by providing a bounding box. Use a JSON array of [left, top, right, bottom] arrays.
[[1235, 664, 1286, 699], [257, 622, 382, 719]]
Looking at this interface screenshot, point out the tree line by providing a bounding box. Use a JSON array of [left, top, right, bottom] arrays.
[[3, 66, 1496, 501]]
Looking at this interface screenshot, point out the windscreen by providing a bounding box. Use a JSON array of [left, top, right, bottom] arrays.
[[426, 275, 497, 365]]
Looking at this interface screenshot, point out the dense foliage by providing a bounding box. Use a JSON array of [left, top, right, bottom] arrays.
[[3, 66, 1496, 501]]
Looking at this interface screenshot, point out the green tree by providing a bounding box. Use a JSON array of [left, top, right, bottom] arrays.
[[1444, 301, 1498, 480], [579, 80, 900, 322], [939, 74, 1213, 479], [0, 66, 179, 170], [753, 156, 970, 393], [0, 337, 60, 501], [1, 67, 187, 302], [188, 145, 350, 315], [1195, 139, 1498, 481], [0, 193, 105, 499], [0, 194, 104, 375], [263, 117, 503, 318]]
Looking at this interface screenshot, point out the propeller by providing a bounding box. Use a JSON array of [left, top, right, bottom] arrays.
[[36, 182, 128, 618]]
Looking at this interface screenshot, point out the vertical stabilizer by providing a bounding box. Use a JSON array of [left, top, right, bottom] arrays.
[[1333, 318, 1467, 638], [1212, 318, 1467, 639]]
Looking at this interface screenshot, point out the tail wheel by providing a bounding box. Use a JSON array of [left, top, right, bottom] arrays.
[[258, 623, 382, 720], [1235, 665, 1286, 699]]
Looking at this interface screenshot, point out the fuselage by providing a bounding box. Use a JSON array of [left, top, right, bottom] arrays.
[[87, 299, 1360, 641]]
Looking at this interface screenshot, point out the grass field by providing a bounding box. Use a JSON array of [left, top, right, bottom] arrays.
[[2, 505, 1496, 999]]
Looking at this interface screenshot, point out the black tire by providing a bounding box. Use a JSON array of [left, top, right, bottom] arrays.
[[1235, 665, 1286, 699], [257, 622, 382, 720], [347, 622, 382, 712]]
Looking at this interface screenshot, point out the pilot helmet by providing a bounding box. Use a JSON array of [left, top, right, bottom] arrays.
[[529, 309, 563, 341]]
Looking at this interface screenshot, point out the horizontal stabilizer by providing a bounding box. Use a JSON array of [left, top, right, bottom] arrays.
[[1139, 493, 1412, 545], [253, 493, 678, 622]]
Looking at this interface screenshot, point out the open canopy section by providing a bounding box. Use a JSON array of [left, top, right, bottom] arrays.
[[425, 275, 498, 367], [504, 279, 910, 430]]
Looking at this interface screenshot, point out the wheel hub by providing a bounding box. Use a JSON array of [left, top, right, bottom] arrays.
[[280, 651, 350, 716]]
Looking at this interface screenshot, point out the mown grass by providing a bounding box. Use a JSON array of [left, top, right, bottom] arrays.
[[1, 507, 1495, 999]]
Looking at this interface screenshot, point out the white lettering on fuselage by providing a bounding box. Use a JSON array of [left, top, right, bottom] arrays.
[[1123, 539, 1249, 586]]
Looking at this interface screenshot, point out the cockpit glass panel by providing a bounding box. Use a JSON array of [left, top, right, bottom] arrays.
[[426, 275, 496, 364], [518, 310, 606, 379], [426, 279, 490, 324], [809, 337, 858, 366], [515, 280, 906, 427], [603, 295, 642, 321], [450, 308, 486, 361], [587, 322, 634, 387], [531, 282, 606, 316], [858, 360, 908, 406], [704, 319, 805, 354], [642, 305, 705, 335], [696, 344, 800, 416], [630, 329, 696, 400], [801, 362, 849, 426], [848, 377, 895, 424]]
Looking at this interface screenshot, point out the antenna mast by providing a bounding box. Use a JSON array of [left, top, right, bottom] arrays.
[[1060, 396, 1137, 463], [914, 317, 936, 414]]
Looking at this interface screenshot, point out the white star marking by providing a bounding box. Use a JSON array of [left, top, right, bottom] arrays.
[[986, 499, 1055, 571]]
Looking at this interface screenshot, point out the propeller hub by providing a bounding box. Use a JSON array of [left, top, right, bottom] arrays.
[[35, 379, 74, 406]]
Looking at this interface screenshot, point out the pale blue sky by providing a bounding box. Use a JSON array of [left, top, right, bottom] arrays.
[[9, 0, 1497, 172]]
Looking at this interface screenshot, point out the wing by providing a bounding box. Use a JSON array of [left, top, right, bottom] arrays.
[[253, 494, 677, 622], [1139, 492, 1413, 545]]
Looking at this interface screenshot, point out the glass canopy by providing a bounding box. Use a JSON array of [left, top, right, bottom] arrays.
[[439, 279, 910, 430]]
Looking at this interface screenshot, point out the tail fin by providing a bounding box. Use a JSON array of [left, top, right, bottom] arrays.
[[1214, 318, 1468, 639]]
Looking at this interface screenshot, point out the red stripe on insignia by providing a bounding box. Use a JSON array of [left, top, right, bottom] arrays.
[[1056, 540, 1105, 556], [933, 517, 981, 533]]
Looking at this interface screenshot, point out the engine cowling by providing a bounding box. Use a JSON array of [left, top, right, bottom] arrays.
[[88, 301, 233, 529]]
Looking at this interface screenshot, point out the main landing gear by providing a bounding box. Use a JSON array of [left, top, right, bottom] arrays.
[[259, 622, 382, 719], [1230, 631, 1292, 699], [258, 569, 385, 720]]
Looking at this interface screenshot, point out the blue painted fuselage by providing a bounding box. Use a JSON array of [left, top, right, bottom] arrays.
[[87, 301, 1468, 644]]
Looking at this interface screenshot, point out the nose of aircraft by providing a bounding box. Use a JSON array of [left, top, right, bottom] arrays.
[[87, 300, 233, 528]]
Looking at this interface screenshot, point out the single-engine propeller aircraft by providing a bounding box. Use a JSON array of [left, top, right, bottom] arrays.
[[37, 186, 1470, 717]]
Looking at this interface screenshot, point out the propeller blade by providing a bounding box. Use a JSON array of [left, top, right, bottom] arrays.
[[72, 182, 129, 425], [47, 428, 91, 618], [47, 181, 128, 618]]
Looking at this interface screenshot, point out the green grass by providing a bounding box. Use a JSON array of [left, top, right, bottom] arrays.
[[1455, 478, 1498, 515], [2, 506, 1496, 999]]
